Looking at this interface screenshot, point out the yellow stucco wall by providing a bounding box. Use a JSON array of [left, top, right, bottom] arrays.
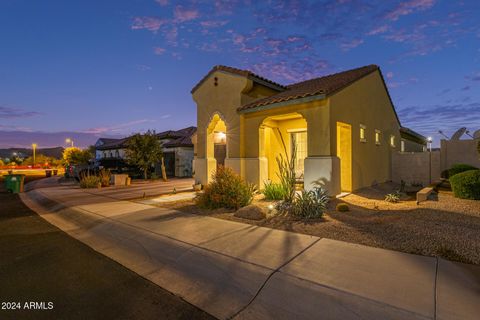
[[193, 67, 401, 193], [328, 71, 401, 191]]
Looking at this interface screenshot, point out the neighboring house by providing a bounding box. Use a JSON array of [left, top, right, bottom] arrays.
[[192, 64, 414, 196], [94, 126, 196, 177], [399, 127, 427, 152]]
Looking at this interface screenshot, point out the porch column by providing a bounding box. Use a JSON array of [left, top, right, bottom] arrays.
[[304, 156, 341, 196]]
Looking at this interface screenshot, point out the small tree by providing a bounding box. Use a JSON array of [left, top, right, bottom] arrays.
[[0, 159, 4, 167], [63, 147, 92, 165], [125, 130, 163, 180]]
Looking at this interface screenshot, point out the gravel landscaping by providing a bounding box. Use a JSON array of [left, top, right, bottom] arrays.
[[156, 182, 480, 265]]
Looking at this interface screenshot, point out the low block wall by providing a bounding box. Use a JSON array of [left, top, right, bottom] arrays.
[[392, 151, 440, 186], [441, 139, 480, 171]]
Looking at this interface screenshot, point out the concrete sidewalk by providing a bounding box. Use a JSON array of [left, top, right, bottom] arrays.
[[20, 182, 480, 320]]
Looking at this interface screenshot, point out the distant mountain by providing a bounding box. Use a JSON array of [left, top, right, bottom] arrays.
[[0, 147, 64, 159], [0, 130, 123, 149]]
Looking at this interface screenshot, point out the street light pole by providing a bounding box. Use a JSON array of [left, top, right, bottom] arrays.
[[66, 138, 74, 147], [32, 143, 37, 167], [427, 137, 433, 184]]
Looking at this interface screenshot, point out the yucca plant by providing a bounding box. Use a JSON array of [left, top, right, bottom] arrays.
[[385, 192, 400, 203]]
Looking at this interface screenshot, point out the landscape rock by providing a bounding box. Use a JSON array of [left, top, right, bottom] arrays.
[[234, 205, 266, 220]]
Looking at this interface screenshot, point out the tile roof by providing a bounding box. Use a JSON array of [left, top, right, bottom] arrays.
[[400, 127, 427, 144], [96, 138, 129, 150], [96, 127, 197, 150], [238, 65, 379, 112], [159, 126, 197, 147], [191, 65, 286, 94]]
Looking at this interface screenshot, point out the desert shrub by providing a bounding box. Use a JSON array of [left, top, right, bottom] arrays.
[[385, 192, 400, 203], [448, 164, 478, 178], [99, 168, 111, 187], [196, 167, 256, 210], [450, 170, 480, 200], [262, 181, 286, 200], [79, 172, 101, 188], [336, 203, 350, 212], [277, 186, 329, 219]]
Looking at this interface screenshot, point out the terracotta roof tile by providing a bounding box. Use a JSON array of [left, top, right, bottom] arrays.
[[191, 65, 286, 94], [238, 64, 379, 112]]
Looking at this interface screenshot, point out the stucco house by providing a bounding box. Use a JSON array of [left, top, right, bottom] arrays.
[[95, 126, 196, 177], [192, 64, 424, 196]]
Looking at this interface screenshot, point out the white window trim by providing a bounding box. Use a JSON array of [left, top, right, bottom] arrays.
[[360, 124, 367, 143], [375, 129, 381, 145], [390, 135, 396, 148]]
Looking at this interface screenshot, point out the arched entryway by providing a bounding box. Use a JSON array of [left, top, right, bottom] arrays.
[[206, 113, 227, 170], [259, 112, 308, 187]]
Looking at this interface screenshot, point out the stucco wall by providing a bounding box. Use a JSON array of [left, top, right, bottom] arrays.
[[392, 151, 441, 186], [328, 71, 401, 191], [440, 139, 480, 170]]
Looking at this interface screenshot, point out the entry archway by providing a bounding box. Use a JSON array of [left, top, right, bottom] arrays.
[[206, 113, 227, 170], [259, 112, 307, 186]]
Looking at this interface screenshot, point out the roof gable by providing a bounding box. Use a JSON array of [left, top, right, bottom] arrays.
[[238, 65, 379, 112], [191, 65, 286, 94]]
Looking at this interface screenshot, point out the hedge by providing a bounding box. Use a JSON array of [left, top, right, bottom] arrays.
[[448, 164, 478, 178], [450, 170, 480, 200]]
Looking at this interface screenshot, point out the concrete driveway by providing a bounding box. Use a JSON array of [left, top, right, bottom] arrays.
[[21, 178, 480, 320]]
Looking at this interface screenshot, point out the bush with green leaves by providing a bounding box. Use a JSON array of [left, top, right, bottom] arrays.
[[385, 192, 400, 203], [79, 172, 101, 188], [196, 166, 256, 210], [336, 203, 350, 212], [276, 186, 329, 219], [262, 181, 286, 200], [450, 170, 480, 200], [291, 186, 329, 219], [448, 164, 478, 178]]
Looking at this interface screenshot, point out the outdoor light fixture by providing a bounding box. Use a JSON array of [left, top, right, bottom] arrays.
[[427, 137, 432, 152], [214, 131, 226, 144], [65, 138, 74, 147], [268, 204, 274, 210]]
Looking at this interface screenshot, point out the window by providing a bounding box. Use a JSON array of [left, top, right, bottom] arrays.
[[291, 131, 307, 178], [360, 124, 367, 142], [390, 135, 396, 147], [401, 140, 405, 152], [115, 150, 119, 158], [103, 151, 106, 158], [375, 130, 381, 145]]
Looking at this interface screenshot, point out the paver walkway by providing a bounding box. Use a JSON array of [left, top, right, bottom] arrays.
[[20, 178, 480, 320]]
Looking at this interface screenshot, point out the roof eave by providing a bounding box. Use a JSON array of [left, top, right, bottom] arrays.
[[238, 93, 326, 114]]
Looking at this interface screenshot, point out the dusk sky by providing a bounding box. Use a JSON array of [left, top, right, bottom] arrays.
[[1, 0, 479, 148]]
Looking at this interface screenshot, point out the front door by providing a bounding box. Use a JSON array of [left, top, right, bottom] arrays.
[[336, 122, 352, 192], [214, 144, 226, 168]]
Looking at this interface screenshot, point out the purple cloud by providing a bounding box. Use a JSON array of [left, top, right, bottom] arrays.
[[0, 106, 41, 119], [340, 39, 364, 51], [131, 17, 166, 32], [174, 6, 199, 23], [384, 0, 436, 21], [154, 47, 166, 55], [155, 0, 168, 6]]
